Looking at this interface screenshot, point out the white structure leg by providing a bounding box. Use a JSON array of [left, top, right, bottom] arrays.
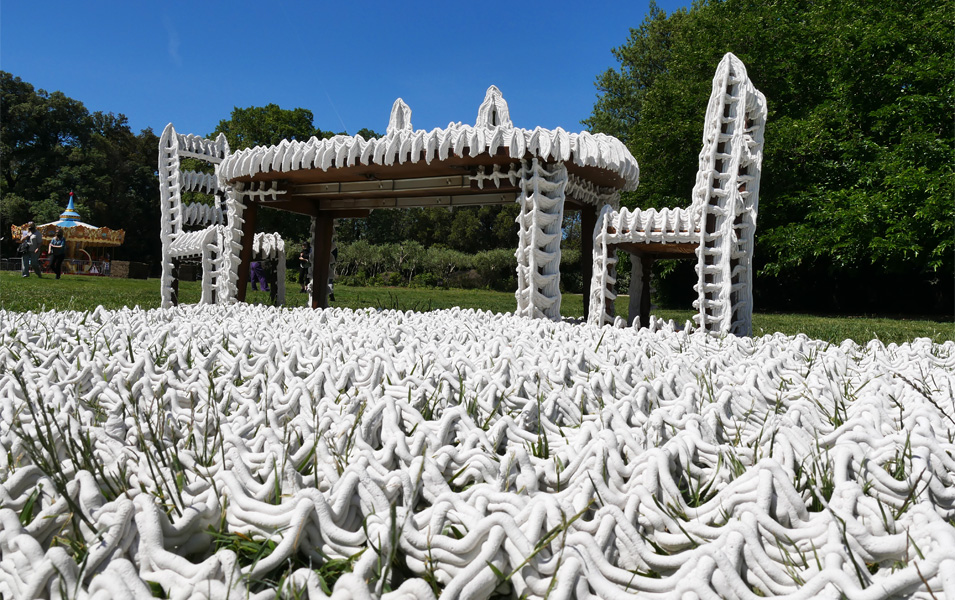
[[515, 159, 566, 321], [587, 205, 617, 327], [221, 183, 247, 305], [157, 130, 180, 308]]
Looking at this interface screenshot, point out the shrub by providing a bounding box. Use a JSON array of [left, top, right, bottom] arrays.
[[411, 272, 439, 288], [473, 248, 516, 290]]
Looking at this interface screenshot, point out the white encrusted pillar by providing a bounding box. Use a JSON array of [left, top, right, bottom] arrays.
[[587, 204, 618, 326], [220, 182, 246, 304], [515, 159, 566, 320], [157, 125, 182, 308], [692, 54, 765, 336]]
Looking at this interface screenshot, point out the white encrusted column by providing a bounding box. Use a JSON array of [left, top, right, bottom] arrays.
[[692, 54, 765, 336], [515, 159, 566, 320], [587, 204, 618, 326], [220, 182, 246, 304], [158, 125, 182, 308]]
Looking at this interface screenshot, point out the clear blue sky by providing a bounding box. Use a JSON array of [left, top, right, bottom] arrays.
[[2, 1, 688, 138]]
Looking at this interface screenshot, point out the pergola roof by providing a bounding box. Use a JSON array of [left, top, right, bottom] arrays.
[[217, 86, 639, 212]]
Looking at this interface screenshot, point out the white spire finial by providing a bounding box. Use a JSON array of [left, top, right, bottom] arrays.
[[475, 85, 512, 129], [387, 98, 413, 136]]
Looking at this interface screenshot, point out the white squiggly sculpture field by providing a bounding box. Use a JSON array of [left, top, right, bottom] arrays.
[[1, 305, 952, 599]]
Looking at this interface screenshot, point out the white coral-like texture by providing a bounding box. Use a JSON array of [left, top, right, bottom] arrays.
[[1, 306, 953, 599], [217, 86, 639, 192]]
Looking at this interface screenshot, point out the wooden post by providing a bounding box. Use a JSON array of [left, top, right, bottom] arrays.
[[580, 205, 596, 322], [171, 258, 181, 306], [640, 255, 654, 329], [311, 212, 335, 309], [236, 200, 258, 303]]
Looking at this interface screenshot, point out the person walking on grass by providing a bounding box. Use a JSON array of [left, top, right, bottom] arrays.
[[250, 260, 269, 292], [298, 242, 311, 293], [49, 229, 66, 279], [20, 223, 43, 278]]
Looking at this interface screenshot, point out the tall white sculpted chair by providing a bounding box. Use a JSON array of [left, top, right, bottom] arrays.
[[158, 124, 286, 307], [588, 53, 766, 335]]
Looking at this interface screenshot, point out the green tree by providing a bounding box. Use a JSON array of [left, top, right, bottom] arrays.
[[212, 104, 334, 243], [1, 72, 160, 265], [586, 0, 954, 314], [213, 104, 326, 149]]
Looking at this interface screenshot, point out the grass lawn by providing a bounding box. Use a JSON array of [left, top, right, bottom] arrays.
[[1, 271, 951, 345]]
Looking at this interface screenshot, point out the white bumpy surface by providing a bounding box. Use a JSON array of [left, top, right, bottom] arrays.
[[1, 306, 953, 600], [216, 86, 639, 193], [515, 160, 567, 321]]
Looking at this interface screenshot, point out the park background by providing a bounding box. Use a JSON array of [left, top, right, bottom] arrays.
[[1, 0, 952, 317]]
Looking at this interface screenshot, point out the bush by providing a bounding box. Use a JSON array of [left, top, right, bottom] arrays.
[[372, 271, 404, 287], [447, 269, 484, 289], [559, 248, 582, 294], [411, 272, 439, 288], [473, 248, 516, 290], [423, 247, 471, 287]]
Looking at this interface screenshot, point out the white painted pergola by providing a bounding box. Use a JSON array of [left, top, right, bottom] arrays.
[[193, 86, 639, 320], [159, 54, 763, 334]]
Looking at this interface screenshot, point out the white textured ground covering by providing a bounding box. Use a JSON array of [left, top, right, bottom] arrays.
[[1, 305, 953, 600]]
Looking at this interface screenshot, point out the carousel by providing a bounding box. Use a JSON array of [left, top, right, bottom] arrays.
[[10, 192, 125, 275]]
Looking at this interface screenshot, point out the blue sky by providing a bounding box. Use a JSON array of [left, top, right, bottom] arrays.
[[2, 1, 688, 138]]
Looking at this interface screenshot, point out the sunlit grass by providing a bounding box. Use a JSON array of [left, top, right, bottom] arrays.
[[1, 272, 950, 345]]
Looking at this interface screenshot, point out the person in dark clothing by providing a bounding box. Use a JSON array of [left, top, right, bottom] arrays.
[[48, 229, 66, 279], [250, 260, 269, 291], [298, 242, 311, 293], [20, 223, 43, 278]]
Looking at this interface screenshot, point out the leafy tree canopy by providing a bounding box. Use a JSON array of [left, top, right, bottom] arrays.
[[586, 0, 954, 313], [1, 72, 159, 265]]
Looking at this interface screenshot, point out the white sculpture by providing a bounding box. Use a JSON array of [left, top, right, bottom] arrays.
[[251, 231, 287, 304], [2, 304, 953, 598], [159, 124, 288, 307], [588, 53, 766, 335], [216, 86, 639, 320]]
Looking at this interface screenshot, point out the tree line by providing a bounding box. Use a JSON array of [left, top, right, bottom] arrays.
[[587, 0, 952, 314], [1, 72, 160, 264], [2, 0, 951, 315]]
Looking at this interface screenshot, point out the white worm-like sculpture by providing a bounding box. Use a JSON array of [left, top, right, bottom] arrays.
[[160, 126, 288, 308], [589, 53, 766, 335], [1, 305, 952, 599], [216, 88, 639, 193], [515, 160, 568, 320]]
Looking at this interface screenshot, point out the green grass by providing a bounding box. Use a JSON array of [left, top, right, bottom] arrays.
[[1, 272, 951, 345]]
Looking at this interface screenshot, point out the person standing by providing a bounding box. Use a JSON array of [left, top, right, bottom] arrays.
[[298, 242, 311, 293], [250, 260, 269, 292], [49, 229, 66, 279], [20, 223, 43, 278]]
